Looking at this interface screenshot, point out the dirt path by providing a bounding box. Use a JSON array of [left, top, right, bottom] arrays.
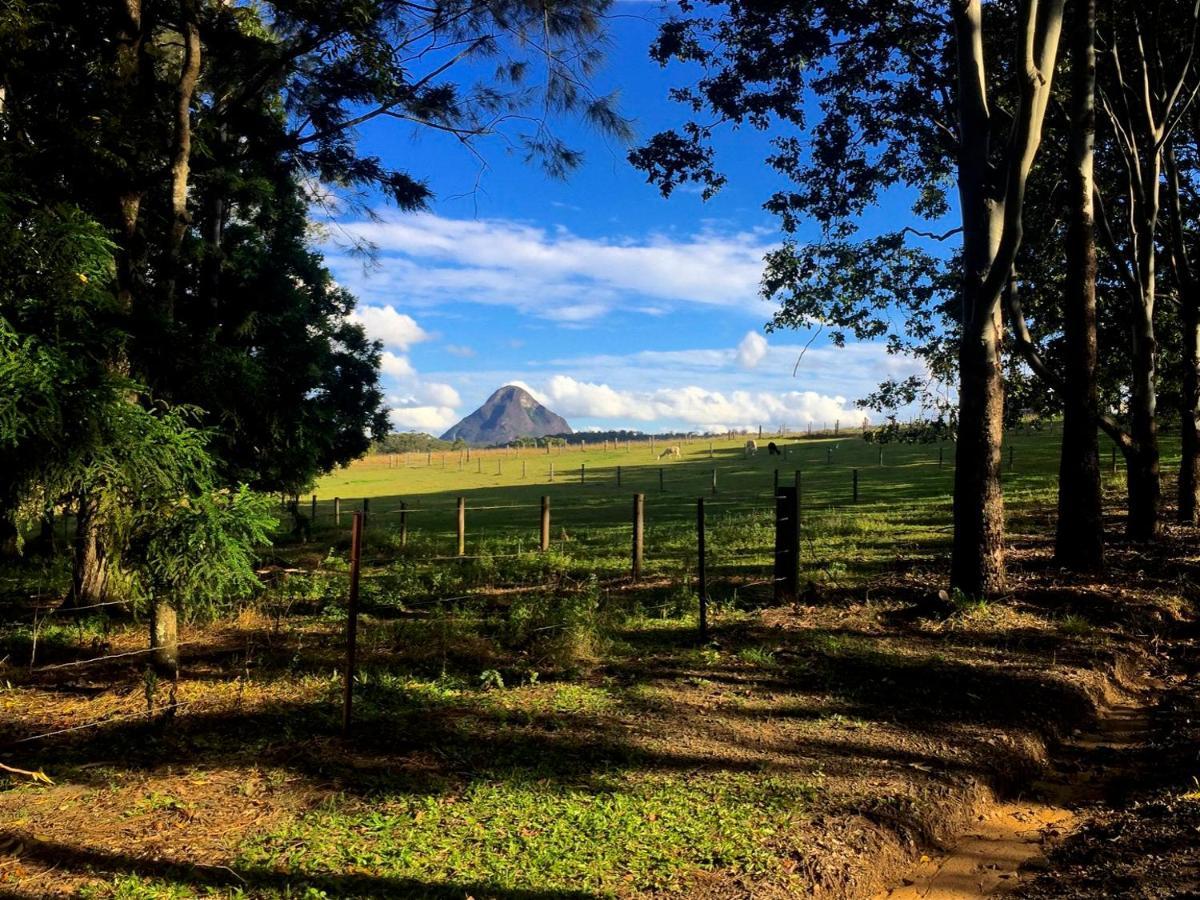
[[873, 697, 1154, 899]]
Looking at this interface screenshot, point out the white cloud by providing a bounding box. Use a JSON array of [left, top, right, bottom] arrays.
[[445, 344, 476, 358], [417, 382, 461, 407], [530, 375, 861, 431], [389, 405, 460, 433], [350, 304, 429, 350], [325, 212, 775, 322], [736, 331, 769, 369], [380, 351, 415, 378]]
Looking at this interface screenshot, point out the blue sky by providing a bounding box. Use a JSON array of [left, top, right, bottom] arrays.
[[320, 7, 928, 436]]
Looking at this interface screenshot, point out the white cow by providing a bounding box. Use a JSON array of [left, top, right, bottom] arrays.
[[659, 446, 681, 460], [744, 440, 758, 456]]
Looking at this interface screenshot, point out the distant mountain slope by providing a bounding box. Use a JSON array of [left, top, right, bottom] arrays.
[[440, 385, 572, 445]]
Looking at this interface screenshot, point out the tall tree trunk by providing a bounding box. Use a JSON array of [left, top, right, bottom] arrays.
[[1181, 297, 1200, 523], [949, 0, 1066, 595], [162, 0, 202, 321], [1127, 194, 1161, 540], [952, 283, 1008, 595], [68, 495, 109, 609], [1165, 144, 1200, 523], [1056, 0, 1104, 569], [150, 599, 179, 675]]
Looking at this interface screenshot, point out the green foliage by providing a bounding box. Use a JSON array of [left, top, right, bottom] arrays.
[[0, 191, 124, 540], [125, 485, 277, 617]]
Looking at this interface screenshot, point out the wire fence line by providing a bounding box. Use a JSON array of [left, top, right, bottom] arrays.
[[3, 447, 971, 745]]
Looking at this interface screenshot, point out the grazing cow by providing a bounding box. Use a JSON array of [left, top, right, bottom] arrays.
[[744, 440, 758, 455], [659, 446, 681, 460], [767, 441, 783, 456]]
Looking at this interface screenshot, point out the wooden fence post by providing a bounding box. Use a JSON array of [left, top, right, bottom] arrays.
[[878, 445, 884, 466], [773, 469, 779, 495], [522, 460, 527, 479], [341, 511, 364, 737], [711, 468, 718, 495], [659, 467, 665, 492], [580, 463, 586, 484], [774, 486, 800, 603], [795, 470, 803, 528], [335, 497, 342, 526], [457, 497, 465, 557], [311, 494, 317, 522], [1008, 444, 1014, 471], [617, 465, 622, 487], [550, 462, 555, 483], [852, 469, 859, 503], [540, 496, 551, 552], [826, 447, 832, 465], [632, 493, 644, 580], [697, 497, 708, 640], [399, 501, 408, 547], [362, 497, 369, 526]]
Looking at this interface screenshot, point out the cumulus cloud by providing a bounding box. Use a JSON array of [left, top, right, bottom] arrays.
[[444, 344, 476, 358], [389, 405, 460, 432], [380, 351, 415, 378], [325, 212, 775, 322], [349, 304, 429, 350], [531, 375, 861, 432], [736, 331, 769, 369]]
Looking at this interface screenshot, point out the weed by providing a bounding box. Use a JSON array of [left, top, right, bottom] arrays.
[[737, 646, 778, 668], [1058, 614, 1094, 636]]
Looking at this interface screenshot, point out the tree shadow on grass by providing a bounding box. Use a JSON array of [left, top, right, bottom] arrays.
[[0, 831, 598, 899]]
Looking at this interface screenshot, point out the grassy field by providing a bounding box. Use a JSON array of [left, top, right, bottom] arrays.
[[0, 427, 1189, 899], [308, 428, 1144, 589]]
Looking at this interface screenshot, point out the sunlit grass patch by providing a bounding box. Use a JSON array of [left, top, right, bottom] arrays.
[[240, 770, 816, 896]]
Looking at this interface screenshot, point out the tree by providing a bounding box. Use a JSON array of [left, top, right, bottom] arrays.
[[632, 0, 1068, 595], [1090, 0, 1200, 538], [0, 0, 628, 606]]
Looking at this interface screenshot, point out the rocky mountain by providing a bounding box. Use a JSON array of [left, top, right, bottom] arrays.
[[440, 385, 572, 445]]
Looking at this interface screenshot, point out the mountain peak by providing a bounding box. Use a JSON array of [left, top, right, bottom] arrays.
[[440, 385, 572, 445]]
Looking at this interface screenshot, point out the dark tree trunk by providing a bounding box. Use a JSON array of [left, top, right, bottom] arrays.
[[1056, 0, 1104, 570], [952, 300, 1008, 596], [1166, 145, 1200, 524], [1181, 296, 1200, 523], [1127, 287, 1161, 540], [68, 495, 109, 609]]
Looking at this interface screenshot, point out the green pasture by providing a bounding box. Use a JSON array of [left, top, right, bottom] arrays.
[[306, 428, 1152, 589]]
